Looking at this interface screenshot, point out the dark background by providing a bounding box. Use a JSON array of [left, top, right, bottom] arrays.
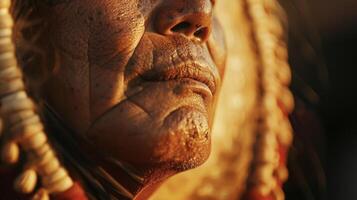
[[279, 1, 357, 200]]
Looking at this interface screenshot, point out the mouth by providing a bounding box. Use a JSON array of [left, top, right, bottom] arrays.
[[141, 61, 217, 95]]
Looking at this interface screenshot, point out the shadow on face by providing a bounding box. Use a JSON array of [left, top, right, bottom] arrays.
[[22, 0, 227, 176]]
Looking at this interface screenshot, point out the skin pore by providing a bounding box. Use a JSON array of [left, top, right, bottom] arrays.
[[19, 0, 226, 198]]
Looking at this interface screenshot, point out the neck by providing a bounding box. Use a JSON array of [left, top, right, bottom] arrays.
[[42, 105, 173, 199], [100, 160, 177, 200]]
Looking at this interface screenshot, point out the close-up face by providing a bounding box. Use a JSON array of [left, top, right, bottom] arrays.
[[31, 0, 226, 173], [1, 0, 299, 199]]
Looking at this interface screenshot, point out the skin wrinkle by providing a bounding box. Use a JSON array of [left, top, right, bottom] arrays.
[[156, 63, 216, 93], [104, 36, 216, 163], [147, 81, 207, 122], [49, 0, 219, 143], [140, 56, 217, 95], [88, 4, 146, 120], [151, 37, 197, 74], [124, 34, 177, 85], [122, 78, 208, 136], [157, 35, 214, 73], [88, 19, 144, 69], [89, 45, 177, 133], [171, 36, 219, 88], [26, 0, 227, 198], [171, 35, 183, 68], [84, 88, 150, 136], [128, 97, 153, 119], [88, 30, 149, 127], [125, 33, 154, 85]]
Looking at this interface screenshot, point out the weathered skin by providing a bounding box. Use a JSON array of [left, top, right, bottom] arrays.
[[30, 0, 226, 196]]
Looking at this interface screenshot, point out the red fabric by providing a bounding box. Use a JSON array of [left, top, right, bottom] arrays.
[[277, 99, 289, 117], [241, 190, 274, 200], [52, 182, 88, 200], [278, 146, 287, 167], [0, 166, 88, 200]]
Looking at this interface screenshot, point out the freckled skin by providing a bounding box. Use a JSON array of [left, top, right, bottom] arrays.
[[41, 0, 226, 189]]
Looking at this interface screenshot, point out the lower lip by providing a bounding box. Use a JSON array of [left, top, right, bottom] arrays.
[[174, 78, 213, 100]]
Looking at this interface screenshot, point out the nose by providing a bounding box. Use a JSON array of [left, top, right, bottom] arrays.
[[154, 0, 213, 43]]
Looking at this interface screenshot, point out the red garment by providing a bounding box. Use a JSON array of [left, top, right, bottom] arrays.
[[241, 190, 275, 200]]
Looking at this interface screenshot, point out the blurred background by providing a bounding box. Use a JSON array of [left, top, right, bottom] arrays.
[[151, 1, 357, 199], [280, 0, 357, 199]]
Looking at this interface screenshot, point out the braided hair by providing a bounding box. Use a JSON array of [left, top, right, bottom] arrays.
[[0, 0, 74, 199], [242, 0, 294, 199]]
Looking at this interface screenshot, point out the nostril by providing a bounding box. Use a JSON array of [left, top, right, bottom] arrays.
[[194, 27, 209, 41], [171, 21, 192, 33], [168, 20, 209, 42], [154, 1, 213, 42]]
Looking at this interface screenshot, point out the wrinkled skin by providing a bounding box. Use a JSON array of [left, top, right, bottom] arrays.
[[40, 0, 226, 193]]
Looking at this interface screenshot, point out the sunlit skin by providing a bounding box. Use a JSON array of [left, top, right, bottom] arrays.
[[29, 0, 227, 198]]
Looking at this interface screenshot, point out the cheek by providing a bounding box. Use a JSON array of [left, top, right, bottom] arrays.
[[207, 16, 227, 78], [50, 1, 145, 66], [88, 2, 146, 119], [46, 1, 146, 131], [88, 5, 145, 66]]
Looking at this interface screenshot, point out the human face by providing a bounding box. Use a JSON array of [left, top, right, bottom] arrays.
[[43, 0, 226, 171]]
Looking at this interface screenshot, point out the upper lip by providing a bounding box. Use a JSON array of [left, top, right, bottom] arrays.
[[141, 61, 217, 94]]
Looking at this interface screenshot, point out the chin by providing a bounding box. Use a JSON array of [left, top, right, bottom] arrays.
[[152, 106, 212, 171], [86, 96, 212, 173]]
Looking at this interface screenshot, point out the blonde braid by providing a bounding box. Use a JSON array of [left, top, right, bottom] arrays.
[[0, 0, 73, 199], [243, 0, 294, 199]]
